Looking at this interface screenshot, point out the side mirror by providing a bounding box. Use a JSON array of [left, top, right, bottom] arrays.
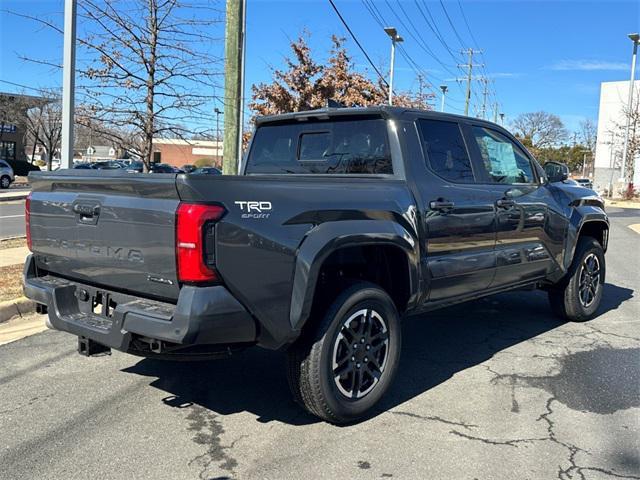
[[543, 161, 569, 183]]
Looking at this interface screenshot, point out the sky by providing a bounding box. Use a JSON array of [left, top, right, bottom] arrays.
[[0, 0, 638, 134]]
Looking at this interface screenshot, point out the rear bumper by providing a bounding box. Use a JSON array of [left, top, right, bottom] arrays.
[[23, 254, 257, 352]]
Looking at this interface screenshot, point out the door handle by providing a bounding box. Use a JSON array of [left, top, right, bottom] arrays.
[[73, 203, 101, 224], [429, 200, 455, 211], [495, 198, 516, 209], [73, 204, 100, 217]]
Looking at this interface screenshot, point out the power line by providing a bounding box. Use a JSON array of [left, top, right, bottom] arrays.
[[439, 0, 467, 49], [413, 0, 462, 63], [328, 0, 389, 88], [456, 0, 482, 52], [361, 0, 453, 91]]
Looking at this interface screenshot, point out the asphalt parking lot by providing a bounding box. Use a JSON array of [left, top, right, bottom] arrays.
[[1, 207, 638, 480]]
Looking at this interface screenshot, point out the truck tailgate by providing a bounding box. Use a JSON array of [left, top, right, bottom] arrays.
[[28, 171, 181, 301]]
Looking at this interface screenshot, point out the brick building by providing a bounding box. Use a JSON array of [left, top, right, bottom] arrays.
[[152, 138, 222, 168]]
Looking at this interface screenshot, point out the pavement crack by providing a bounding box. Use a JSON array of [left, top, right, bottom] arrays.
[[391, 410, 477, 429], [449, 429, 548, 447]]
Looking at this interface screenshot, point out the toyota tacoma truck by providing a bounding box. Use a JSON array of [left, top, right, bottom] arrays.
[[23, 107, 608, 423]]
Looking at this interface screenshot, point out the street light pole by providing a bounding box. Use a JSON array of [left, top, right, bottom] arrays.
[[384, 27, 403, 106], [61, 0, 77, 169], [439, 85, 448, 112], [621, 32, 639, 187]]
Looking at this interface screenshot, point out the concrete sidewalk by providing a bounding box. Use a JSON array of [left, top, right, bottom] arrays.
[[0, 189, 30, 202], [0, 246, 30, 267]]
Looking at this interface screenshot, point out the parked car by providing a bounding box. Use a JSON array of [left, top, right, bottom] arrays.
[[92, 161, 124, 170], [150, 163, 183, 173], [125, 161, 144, 173], [0, 160, 15, 188], [182, 164, 196, 173], [191, 167, 221, 175], [4, 159, 41, 176], [24, 107, 609, 424], [73, 162, 96, 169], [575, 178, 593, 189]]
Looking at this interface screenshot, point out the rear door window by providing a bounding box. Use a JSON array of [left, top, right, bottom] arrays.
[[246, 117, 392, 174], [417, 119, 475, 183]]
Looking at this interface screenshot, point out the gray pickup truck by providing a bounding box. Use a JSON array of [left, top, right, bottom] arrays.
[[24, 107, 608, 423]]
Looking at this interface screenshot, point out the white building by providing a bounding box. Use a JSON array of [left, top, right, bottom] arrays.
[[593, 80, 640, 194]]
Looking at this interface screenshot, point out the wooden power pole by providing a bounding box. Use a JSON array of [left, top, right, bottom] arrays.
[[222, 0, 246, 175], [457, 48, 483, 117]]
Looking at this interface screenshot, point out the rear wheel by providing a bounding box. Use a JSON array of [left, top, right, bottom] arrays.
[[0, 175, 10, 189], [287, 282, 401, 424], [549, 237, 605, 322]]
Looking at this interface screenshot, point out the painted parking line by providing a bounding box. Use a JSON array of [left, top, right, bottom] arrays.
[[628, 224, 640, 234], [0, 215, 24, 219]]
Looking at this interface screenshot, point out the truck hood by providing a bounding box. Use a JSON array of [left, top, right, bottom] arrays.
[[550, 182, 604, 209]]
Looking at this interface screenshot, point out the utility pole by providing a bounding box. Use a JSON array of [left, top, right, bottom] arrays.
[[479, 78, 490, 119], [621, 32, 639, 186], [214, 107, 223, 165], [457, 48, 483, 116], [499, 112, 505, 125], [439, 85, 448, 112], [384, 27, 403, 106], [493, 102, 499, 123], [222, 0, 246, 175], [61, 0, 77, 169]]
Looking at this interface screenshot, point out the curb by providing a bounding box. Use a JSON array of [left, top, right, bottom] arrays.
[[0, 193, 29, 202], [0, 297, 36, 324]]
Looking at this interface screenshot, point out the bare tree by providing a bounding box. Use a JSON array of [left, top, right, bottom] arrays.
[[511, 111, 568, 150], [23, 91, 63, 170], [12, 0, 224, 171], [614, 93, 639, 194], [578, 118, 597, 153]]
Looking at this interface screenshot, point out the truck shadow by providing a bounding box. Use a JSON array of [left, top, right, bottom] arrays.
[[123, 283, 633, 426]]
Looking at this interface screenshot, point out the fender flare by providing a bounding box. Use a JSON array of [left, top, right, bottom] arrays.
[[562, 207, 609, 271], [289, 219, 419, 332]]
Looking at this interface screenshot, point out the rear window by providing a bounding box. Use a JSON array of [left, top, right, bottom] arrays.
[[417, 119, 474, 183], [246, 117, 392, 174]]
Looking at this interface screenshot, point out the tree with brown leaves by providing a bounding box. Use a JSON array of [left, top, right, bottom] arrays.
[[249, 34, 433, 119]]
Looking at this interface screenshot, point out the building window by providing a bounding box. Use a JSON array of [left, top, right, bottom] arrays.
[[0, 141, 16, 161]]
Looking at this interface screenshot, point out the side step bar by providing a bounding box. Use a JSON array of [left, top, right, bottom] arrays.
[[77, 336, 112, 357]]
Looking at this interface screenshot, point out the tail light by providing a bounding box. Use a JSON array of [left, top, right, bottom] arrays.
[[176, 203, 225, 283], [25, 192, 32, 251]]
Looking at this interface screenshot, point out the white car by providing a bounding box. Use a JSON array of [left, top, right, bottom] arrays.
[[0, 160, 15, 189]]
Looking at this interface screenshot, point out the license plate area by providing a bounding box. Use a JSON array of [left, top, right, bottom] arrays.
[[75, 288, 118, 318], [92, 291, 117, 318]]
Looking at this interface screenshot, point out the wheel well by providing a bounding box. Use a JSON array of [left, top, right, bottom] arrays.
[[311, 244, 411, 317], [578, 221, 608, 251]]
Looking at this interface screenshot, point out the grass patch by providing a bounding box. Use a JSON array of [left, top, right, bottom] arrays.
[[0, 237, 26, 250], [0, 264, 24, 302]]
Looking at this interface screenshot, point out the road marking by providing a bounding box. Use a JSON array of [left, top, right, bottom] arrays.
[[0, 214, 24, 219], [628, 224, 640, 235]]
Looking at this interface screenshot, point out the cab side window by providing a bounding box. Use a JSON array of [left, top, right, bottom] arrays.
[[417, 119, 475, 183], [471, 126, 536, 184]]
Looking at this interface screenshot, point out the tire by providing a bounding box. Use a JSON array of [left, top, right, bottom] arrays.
[[0, 176, 10, 189], [548, 236, 605, 322], [287, 281, 401, 424]]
